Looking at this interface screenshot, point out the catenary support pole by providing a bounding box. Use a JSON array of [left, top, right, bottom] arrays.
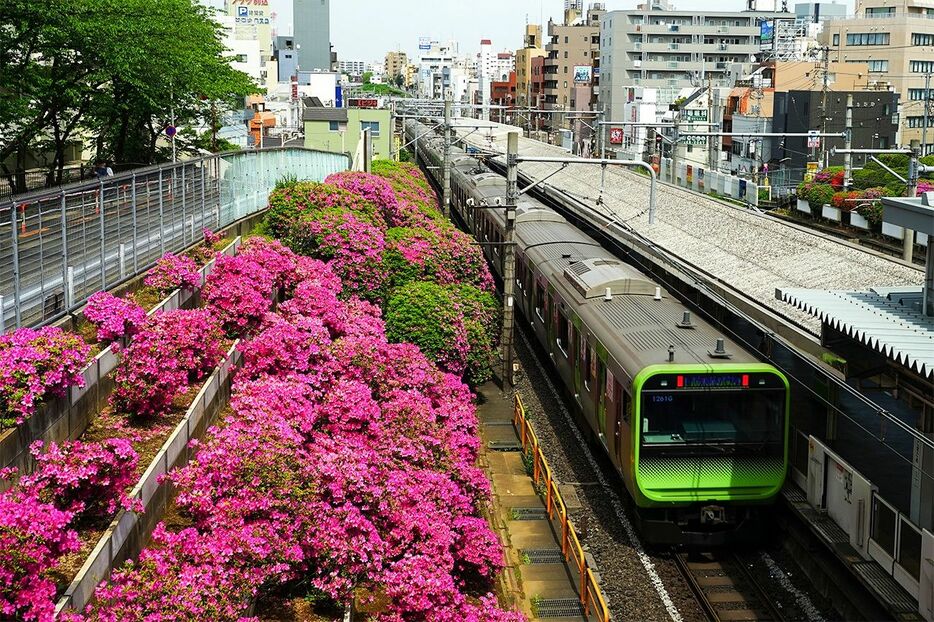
[[844, 94, 853, 189], [905, 140, 920, 263], [924, 73, 931, 157], [502, 132, 519, 393], [443, 99, 452, 217]]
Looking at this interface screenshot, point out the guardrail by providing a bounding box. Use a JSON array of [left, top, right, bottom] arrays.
[[0, 148, 349, 330], [512, 394, 610, 622]]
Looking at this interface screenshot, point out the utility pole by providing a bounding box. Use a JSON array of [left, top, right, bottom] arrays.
[[843, 94, 853, 188], [819, 46, 830, 168], [502, 132, 519, 393], [707, 75, 715, 170], [670, 114, 680, 185], [597, 107, 606, 159], [906, 139, 920, 263], [442, 99, 452, 217], [924, 73, 932, 157]]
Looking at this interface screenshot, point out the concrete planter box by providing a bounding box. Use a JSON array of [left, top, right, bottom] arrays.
[[56, 343, 241, 616], [849, 212, 870, 230], [796, 198, 812, 214], [822, 205, 841, 222], [882, 222, 905, 240]]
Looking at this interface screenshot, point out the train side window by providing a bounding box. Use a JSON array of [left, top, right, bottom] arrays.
[[583, 339, 592, 390], [557, 312, 570, 357], [535, 284, 545, 321]]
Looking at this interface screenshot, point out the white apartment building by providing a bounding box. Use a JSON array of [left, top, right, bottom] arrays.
[[600, 0, 786, 121], [417, 40, 460, 99], [337, 60, 367, 77]]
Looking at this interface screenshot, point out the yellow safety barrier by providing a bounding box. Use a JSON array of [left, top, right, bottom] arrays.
[[513, 395, 611, 622]]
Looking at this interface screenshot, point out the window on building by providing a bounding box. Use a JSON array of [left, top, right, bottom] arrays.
[[235, 54, 249, 63], [565, 36, 569, 43], [911, 60, 934, 73], [564, 81, 568, 88], [846, 58, 888, 72], [866, 6, 895, 15], [564, 51, 569, 58], [913, 33, 934, 46], [832, 33, 840, 46], [907, 116, 927, 128], [329, 121, 340, 131], [845, 32, 890, 46], [360, 120, 381, 137], [909, 88, 932, 100]]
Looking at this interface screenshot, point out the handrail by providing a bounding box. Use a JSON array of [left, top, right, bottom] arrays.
[[513, 394, 611, 622]]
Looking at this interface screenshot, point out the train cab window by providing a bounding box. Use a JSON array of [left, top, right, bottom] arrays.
[[534, 284, 545, 321], [556, 311, 570, 358]]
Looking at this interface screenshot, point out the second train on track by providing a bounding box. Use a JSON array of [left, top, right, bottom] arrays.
[[407, 120, 790, 545]]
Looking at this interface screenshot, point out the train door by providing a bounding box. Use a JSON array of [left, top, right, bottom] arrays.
[[573, 325, 584, 399], [597, 358, 607, 449]]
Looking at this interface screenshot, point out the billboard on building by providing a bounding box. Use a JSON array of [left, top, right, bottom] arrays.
[[573, 65, 592, 83], [228, 0, 271, 56], [759, 19, 774, 52], [609, 128, 624, 145], [419, 37, 431, 51]]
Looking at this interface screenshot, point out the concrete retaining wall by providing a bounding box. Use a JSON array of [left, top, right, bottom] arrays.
[[55, 342, 241, 615]]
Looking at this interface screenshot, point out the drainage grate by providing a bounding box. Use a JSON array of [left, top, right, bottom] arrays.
[[488, 439, 522, 451], [512, 507, 548, 521], [521, 548, 565, 564], [535, 597, 586, 618]]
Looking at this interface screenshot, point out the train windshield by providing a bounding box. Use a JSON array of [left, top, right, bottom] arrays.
[[640, 390, 784, 449]]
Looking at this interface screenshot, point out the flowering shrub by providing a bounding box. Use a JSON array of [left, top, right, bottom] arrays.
[[385, 281, 499, 385], [201, 254, 275, 336], [110, 309, 224, 418], [202, 228, 222, 247], [20, 438, 139, 521], [144, 253, 201, 292], [79, 241, 520, 621], [0, 490, 79, 622], [0, 327, 91, 427], [265, 182, 385, 239], [83, 292, 147, 343]]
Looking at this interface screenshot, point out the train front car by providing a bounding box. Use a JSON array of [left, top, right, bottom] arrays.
[[632, 364, 789, 546]]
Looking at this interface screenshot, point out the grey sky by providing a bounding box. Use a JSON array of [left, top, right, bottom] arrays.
[[268, 0, 854, 62]]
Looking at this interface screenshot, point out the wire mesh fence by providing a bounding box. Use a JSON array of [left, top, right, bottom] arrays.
[[0, 148, 349, 329]]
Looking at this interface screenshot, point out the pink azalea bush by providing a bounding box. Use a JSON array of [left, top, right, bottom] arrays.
[[77, 244, 522, 621], [0, 490, 80, 622], [201, 253, 276, 336], [144, 253, 201, 292], [83, 292, 147, 343], [20, 438, 139, 521], [110, 309, 224, 418], [0, 327, 91, 427]]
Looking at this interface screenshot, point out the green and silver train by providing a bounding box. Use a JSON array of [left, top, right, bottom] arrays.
[[408, 121, 790, 545]]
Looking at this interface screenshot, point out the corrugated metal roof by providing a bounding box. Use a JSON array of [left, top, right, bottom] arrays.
[[302, 108, 348, 122], [777, 288, 934, 380]]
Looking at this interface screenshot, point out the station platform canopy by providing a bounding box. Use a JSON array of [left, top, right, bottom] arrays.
[[776, 287, 934, 381]]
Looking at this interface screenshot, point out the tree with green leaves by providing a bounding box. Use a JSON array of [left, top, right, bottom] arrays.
[[0, 0, 256, 193]]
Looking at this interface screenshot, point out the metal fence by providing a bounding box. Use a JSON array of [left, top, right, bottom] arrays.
[[0, 148, 350, 329]]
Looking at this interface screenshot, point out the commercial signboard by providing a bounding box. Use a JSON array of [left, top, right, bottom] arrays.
[[609, 127, 624, 145], [418, 37, 431, 51], [759, 19, 774, 51], [573, 65, 592, 84], [683, 109, 708, 122]]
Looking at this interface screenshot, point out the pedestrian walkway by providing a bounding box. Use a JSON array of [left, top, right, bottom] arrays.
[[477, 385, 609, 621]]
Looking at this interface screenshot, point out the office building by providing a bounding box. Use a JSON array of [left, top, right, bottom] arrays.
[[517, 25, 547, 108], [294, 0, 331, 71], [543, 3, 605, 131], [599, 0, 786, 123], [274, 36, 298, 83], [820, 0, 934, 149]]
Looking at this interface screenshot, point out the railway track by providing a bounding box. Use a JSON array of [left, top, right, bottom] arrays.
[[675, 551, 787, 622]]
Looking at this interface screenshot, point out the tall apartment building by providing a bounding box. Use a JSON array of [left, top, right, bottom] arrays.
[[600, 0, 786, 122], [543, 3, 606, 130], [820, 0, 934, 149], [517, 25, 546, 108], [384, 51, 408, 82], [337, 60, 367, 77], [294, 0, 331, 71]]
